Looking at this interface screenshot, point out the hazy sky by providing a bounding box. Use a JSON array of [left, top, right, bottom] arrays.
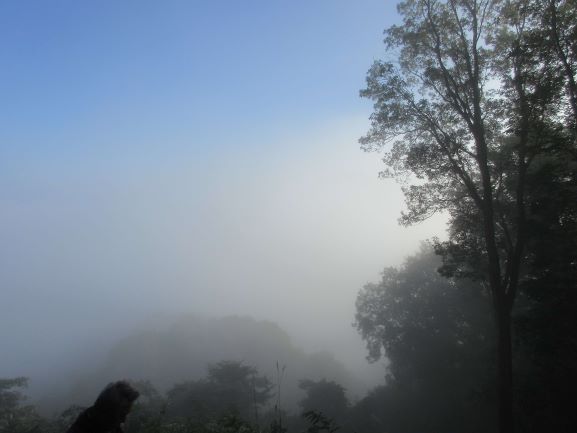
[[0, 1, 446, 383]]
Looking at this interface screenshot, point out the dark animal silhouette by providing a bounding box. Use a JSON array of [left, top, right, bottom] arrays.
[[65, 381, 140, 433]]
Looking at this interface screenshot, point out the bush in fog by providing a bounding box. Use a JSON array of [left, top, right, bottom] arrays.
[[0, 377, 42, 433], [165, 361, 272, 423], [354, 246, 496, 433], [299, 379, 348, 425]]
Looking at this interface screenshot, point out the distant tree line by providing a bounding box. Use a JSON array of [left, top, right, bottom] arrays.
[[3, 243, 574, 433], [0, 363, 350, 433]]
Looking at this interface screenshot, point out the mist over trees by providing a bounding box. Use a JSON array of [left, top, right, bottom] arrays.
[[44, 316, 362, 415], [1, 0, 576, 433], [6, 240, 573, 432], [354, 246, 495, 432]]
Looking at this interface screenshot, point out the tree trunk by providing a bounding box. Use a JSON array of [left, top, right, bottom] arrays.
[[477, 124, 515, 432], [496, 305, 514, 433]]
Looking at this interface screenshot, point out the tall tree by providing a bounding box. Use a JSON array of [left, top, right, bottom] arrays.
[[540, 0, 577, 126], [360, 0, 575, 431]]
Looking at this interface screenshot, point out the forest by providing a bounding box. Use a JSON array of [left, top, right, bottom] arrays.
[[1, 0, 576, 432]]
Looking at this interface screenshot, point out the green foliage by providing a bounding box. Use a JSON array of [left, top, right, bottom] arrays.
[[0, 377, 41, 433], [64, 316, 354, 413], [301, 411, 339, 433], [354, 246, 496, 433], [29, 359, 349, 433], [46, 405, 86, 433], [0, 377, 28, 418], [207, 360, 273, 409], [511, 131, 577, 430], [125, 381, 167, 433], [298, 380, 347, 425], [166, 361, 272, 424], [128, 413, 259, 433]]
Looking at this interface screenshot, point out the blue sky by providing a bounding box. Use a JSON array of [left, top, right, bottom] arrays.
[[0, 0, 395, 158], [0, 1, 447, 387]]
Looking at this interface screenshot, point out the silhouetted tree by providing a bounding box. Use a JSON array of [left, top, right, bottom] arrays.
[[355, 246, 495, 433], [167, 361, 272, 423], [361, 1, 576, 430], [298, 379, 348, 425]]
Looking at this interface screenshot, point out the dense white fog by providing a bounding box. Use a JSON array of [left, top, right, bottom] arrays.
[[1, 117, 446, 400]]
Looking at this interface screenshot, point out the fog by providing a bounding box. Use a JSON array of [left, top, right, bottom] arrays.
[[0, 0, 452, 421], [1, 115, 446, 399], [2, 1, 575, 432]]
